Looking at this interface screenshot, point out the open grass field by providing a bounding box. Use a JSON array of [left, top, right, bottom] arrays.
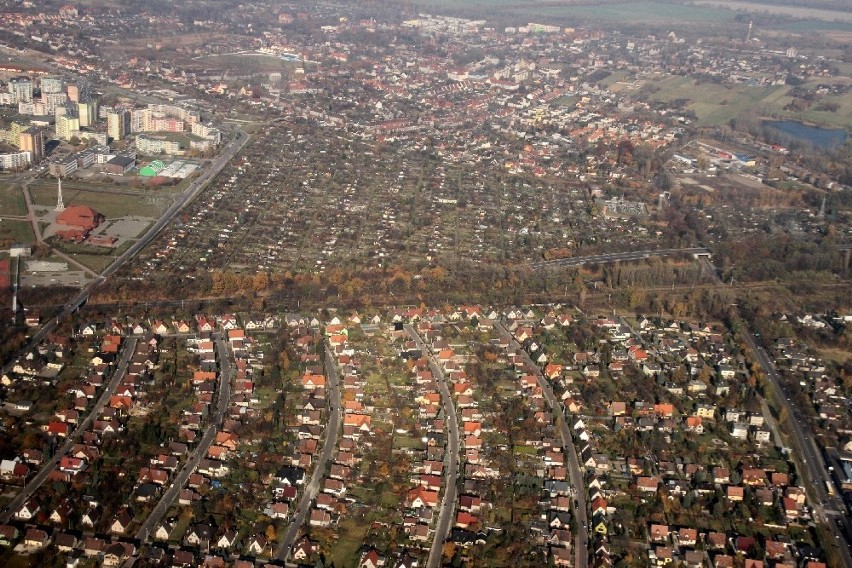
[[817, 347, 851, 365], [0, 183, 28, 217], [29, 183, 169, 218], [0, 219, 34, 244], [328, 516, 371, 568], [528, 1, 738, 24], [644, 75, 852, 129], [71, 253, 118, 273], [693, 0, 852, 24], [407, 0, 852, 33], [196, 53, 298, 73]]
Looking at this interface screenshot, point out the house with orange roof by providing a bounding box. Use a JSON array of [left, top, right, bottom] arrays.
[[329, 334, 347, 347], [406, 487, 438, 508], [109, 396, 133, 411], [726, 486, 744, 501], [637, 476, 659, 492], [456, 511, 478, 529], [463, 422, 482, 437], [544, 363, 563, 379], [453, 383, 473, 397], [192, 371, 217, 385], [101, 335, 122, 354], [685, 416, 703, 432], [649, 524, 669, 542], [227, 329, 246, 342], [654, 403, 674, 418], [301, 374, 326, 390], [343, 414, 372, 431]]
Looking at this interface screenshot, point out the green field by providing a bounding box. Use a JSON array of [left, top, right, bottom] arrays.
[[70, 253, 117, 273], [645, 75, 852, 129], [405, 0, 852, 33], [198, 53, 300, 73], [328, 516, 371, 568], [0, 183, 28, 216], [408, 0, 738, 24], [29, 184, 170, 218], [154, 131, 205, 146], [0, 219, 34, 244], [529, 1, 738, 23]]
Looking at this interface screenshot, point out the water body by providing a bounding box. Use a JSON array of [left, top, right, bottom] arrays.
[[763, 120, 847, 149]]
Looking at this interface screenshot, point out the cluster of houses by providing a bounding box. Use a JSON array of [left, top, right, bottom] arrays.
[[0, 311, 281, 566], [504, 306, 828, 567], [497, 322, 577, 566], [0, 333, 151, 564], [773, 334, 851, 479], [405, 314, 495, 549]]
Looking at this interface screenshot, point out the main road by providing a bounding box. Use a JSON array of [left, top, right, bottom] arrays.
[[2, 126, 250, 377], [743, 332, 852, 568], [697, 254, 850, 567], [0, 338, 138, 523], [274, 343, 342, 562], [135, 336, 233, 543], [493, 320, 589, 568], [405, 324, 461, 568], [530, 247, 709, 270]]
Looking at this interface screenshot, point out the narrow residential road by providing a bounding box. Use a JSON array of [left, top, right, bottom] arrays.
[[274, 343, 342, 562], [493, 320, 589, 568], [743, 333, 852, 568], [405, 324, 460, 568], [135, 336, 233, 543], [0, 338, 138, 523]]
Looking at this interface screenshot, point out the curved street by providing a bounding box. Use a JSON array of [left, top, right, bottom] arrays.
[[135, 336, 233, 543], [273, 343, 342, 562], [493, 319, 589, 568], [0, 338, 138, 524], [405, 324, 461, 568]]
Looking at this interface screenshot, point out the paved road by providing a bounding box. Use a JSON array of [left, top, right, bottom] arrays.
[[0, 338, 138, 523], [274, 343, 342, 562], [2, 126, 249, 378], [530, 247, 710, 269], [135, 336, 233, 543], [405, 324, 460, 568], [744, 333, 852, 568], [493, 320, 589, 568]]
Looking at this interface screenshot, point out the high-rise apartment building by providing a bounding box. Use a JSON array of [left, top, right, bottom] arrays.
[[8, 77, 33, 103], [107, 109, 131, 141], [19, 127, 44, 163]]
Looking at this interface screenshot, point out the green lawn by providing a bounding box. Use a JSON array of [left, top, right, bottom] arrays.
[[69, 253, 117, 273], [526, 2, 739, 24], [197, 53, 300, 73], [646, 75, 852, 129], [513, 445, 538, 455], [0, 183, 28, 216], [393, 434, 425, 450], [0, 219, 34, 244], [29, 183, 169, 218], [328, 516, 371, 568]]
